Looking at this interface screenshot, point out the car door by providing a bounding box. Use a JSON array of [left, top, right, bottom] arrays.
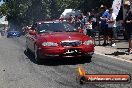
[[30, 32, 37, 52], [26, 29, 35, 52], [26, 32, 32, 51], [26, 23, 37, 52], [30, 23, 38, 52]]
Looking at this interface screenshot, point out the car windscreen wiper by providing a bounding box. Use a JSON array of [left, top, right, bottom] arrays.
[[39, 31, 53, 34], [54, 30, 64, 32], [65, 30, 77, 32]]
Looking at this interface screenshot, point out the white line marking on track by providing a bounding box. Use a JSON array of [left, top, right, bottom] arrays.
[[95, 51, 132, 63]]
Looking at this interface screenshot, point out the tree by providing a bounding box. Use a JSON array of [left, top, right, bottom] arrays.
[[0, 3, 9, 16], [0, 0, 114, 28], [98, 0, 113, 7]]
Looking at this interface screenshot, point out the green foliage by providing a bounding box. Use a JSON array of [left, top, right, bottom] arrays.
[[0, 3, 9, 16], [0, 0, 113, 26], [98, 0, 113, 7]]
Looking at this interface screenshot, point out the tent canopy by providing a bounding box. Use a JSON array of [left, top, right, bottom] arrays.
[[0, 16, 8, 25], [60, 9, 81, 18]]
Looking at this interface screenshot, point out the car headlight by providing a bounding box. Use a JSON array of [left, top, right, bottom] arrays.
[[42, 42, 58, 46], [83, 40, 93, 45]]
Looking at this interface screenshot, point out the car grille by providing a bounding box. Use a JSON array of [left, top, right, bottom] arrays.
[[60, 40, 82, 47]]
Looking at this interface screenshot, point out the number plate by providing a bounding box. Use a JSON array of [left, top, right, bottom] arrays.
[[13, 33, 16, 35], [66, 49, 78, 54]]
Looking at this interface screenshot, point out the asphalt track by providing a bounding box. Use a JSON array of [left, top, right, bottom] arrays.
[[0, 36, 132, 88]]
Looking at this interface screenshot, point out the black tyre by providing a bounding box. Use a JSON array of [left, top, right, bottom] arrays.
[[83, 55, 92, 62], [1, 31, 5, 36], [34, 45, 42, 64], [25, 43, 31, 55], [7, 35, 10, 38], [79, 76, 86, 85], [25, 47, 30, 54]]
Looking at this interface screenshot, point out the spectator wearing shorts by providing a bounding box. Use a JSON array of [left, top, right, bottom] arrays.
[[85, 18, 93, 37], [86, 10, 94, 37], [86, 9, 97, 45], [96, 5, 106, 45], [107, 8, 117, 47], [124, 1, 132, 54], [100, 6, 109, 46]]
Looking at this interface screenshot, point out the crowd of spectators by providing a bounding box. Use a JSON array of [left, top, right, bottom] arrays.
[[61, 3, 132, 54], [21, 2, 131, 54]]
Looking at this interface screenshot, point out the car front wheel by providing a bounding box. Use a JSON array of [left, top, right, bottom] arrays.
[[82, 55, 92, 62], [25, 44, 30, 54], [7, 35, 10, 38], [34, 45, 42, 64]]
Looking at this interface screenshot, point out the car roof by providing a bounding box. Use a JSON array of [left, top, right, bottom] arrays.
[[35, 20, 65, 24], [9, 30, 20, 32]]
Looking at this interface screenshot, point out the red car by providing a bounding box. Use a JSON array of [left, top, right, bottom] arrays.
[[25, 21, 94, 63]]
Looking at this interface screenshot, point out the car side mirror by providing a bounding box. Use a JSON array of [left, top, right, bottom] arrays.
[[29, 30, 36, 35]]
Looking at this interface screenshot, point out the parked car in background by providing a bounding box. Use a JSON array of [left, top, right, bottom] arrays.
[[7, 30, 21, 38], [26, 21, 94, 63]]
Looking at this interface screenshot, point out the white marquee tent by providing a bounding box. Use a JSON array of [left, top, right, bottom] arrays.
[[60, 9, 81, 18], [0, 16, 8, 25]]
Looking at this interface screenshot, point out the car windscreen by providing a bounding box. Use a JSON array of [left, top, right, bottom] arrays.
[[8, 31, 20, 33], [37, 23, 77, 33]]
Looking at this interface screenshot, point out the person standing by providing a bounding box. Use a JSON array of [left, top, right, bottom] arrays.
[[81, 13, 87, 35], [86, 9, 97, 45], [67, 15, 73, 24], [74, 15, 81, 29], [124, 1, 132, 54], [81, 13, 87, 29], [96, 5, 106, 45], [100, 5, 110, 46], [107, 8, 117, 47]]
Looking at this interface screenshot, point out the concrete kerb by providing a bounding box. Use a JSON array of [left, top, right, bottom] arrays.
[[94, 46, 132, 62]]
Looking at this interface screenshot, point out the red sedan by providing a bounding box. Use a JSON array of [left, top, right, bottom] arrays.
[[25, 21, 94, 63]]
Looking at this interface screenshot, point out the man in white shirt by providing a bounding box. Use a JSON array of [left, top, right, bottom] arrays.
[[107, 8, 117, 46]]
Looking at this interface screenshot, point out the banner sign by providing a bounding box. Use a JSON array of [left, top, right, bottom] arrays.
[[112, 0, 122, 18], [76, 67, 131, 85]]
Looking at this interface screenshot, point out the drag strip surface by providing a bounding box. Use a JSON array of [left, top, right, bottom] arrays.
[[0, 36, 132, 88]]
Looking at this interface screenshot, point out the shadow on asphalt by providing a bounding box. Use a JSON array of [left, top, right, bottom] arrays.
[[117, 48, 128, 50], [105, 51, 128, 56], [24, 50, 92, 66]]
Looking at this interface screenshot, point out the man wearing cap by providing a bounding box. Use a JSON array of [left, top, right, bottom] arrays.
[[124, 1, 132, 54], [96, 5, 105, 45], [100, 5, 110, 46]]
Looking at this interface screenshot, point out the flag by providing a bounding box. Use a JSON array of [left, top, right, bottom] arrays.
[[112, 0, 122, 18]]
